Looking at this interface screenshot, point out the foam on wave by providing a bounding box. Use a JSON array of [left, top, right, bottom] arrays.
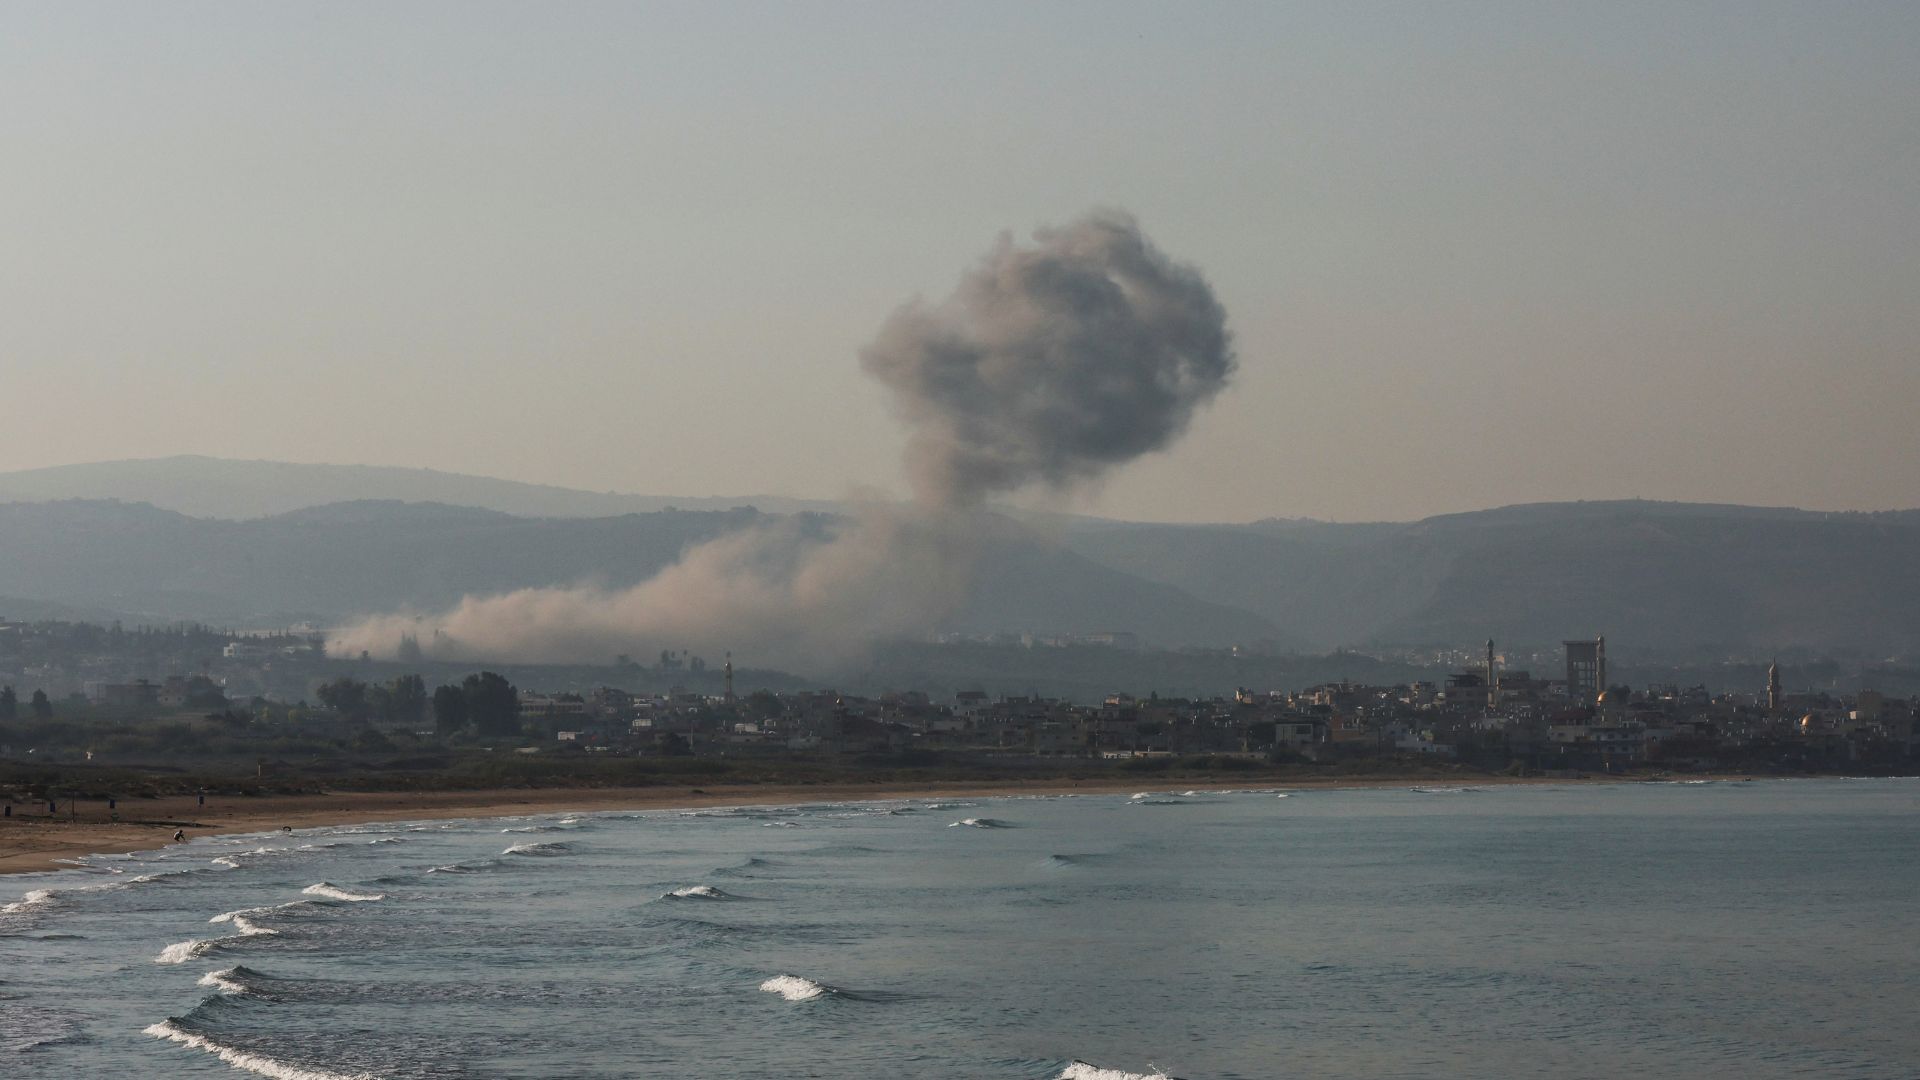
[[759, 975, 837, 1001], [1, 889, 59, 916], [947, 817, 1012, 829], [502, 840, 575, 856], [211, 900, 319, 925], [301, 883, 384, 902], [144, 1019, 375, 1080], [664, 885, 734, 900], [196, 965, 278, 997], [1058, 1061, 1176, 1080]]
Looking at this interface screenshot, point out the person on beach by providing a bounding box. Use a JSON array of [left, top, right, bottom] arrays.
[[173, 829, 185, 842]]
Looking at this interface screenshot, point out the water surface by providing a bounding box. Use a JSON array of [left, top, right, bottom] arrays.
[[3, 779, 1916, 1078]]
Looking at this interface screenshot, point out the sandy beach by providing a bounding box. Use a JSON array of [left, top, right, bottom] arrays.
[[0, 773, 1643, 876]]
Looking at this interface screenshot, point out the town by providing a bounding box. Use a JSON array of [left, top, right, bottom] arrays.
[[2, 619, 1914, 781]]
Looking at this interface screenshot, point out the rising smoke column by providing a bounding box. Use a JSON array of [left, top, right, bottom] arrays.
[[331, 211, 1234, 669], [864, 209, 1234, 508]]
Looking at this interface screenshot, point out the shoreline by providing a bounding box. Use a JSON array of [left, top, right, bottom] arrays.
[[0, 773, 1727, 876]]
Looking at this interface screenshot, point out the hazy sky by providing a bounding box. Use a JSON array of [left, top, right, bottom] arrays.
[[4, 2, 1916, 522]]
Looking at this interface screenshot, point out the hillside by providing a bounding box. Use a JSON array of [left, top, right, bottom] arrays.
[[0, 500, 1280, 650], [0, 456, 840, 519], [1061, 501, 1920, 655]]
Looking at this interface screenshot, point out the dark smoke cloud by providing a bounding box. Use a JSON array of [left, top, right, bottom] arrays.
[[333, 211, 1234, 670], [862, 209, 1234, 507]]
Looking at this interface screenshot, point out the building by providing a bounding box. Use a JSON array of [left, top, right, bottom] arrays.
[[1564, 637, 1607, 703]]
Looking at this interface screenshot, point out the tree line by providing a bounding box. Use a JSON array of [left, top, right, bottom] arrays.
[[314, 671, 520, 736]]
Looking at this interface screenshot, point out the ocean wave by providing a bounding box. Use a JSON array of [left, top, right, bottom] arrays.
[[759, 975, 839, 1002], [500, 824, 571, 833], [144, 1018, 376, 1080], [502, 841, 574, 857], [161, 913, 284, 963], [366, 837, 403, 845], [663, 885, 737, 900], [211, 900, 321, 925], [157, 936, 224, 964], [1, 871, 184, 917], [760, 820, 803, 828], [1058, 1060, 1178, 1080], [301, 883, 385, 902], [197, 965, 281, 998], [1128, 798, 1190, 806], [209, 845, 300, 869], [1410, 787, 1479, 795], [947, 818, 1013, 829], [1, 889, 60, 916]]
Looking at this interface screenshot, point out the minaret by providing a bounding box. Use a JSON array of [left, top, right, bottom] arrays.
[[1766, 659, 1781, 713], [723, 652, 735, 704], [1486, 638, 1499, 710], [1596, 635, 1608, 697]]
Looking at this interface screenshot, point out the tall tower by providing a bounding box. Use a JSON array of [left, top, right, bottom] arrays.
[[1564, 638, 1603, 704], [1767, 659, 1781, 713], [723, 652, 735, 704], [1486, 638, 1499, 710]]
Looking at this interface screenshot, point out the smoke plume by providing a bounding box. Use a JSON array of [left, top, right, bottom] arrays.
[[864, 209, 1234, 508], [331, 211, 1233, 670]]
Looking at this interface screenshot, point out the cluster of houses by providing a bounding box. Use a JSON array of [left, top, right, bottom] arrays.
[[515, 665, 1919, 772]]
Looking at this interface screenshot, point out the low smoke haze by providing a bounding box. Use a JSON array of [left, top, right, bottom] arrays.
[[4, 3, 1917, 522]]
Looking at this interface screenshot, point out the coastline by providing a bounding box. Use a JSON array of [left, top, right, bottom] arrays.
[[0, 773, 1679, 876]]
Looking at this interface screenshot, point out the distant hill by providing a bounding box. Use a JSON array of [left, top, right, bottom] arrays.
[[1060, 500, 1920, 655], [0, 499, 1282, 651], [0, 456, 842, 519], [4, 457, 1916, 660]]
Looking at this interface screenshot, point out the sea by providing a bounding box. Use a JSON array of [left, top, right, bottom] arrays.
[[2, 778, 1916, 1079]]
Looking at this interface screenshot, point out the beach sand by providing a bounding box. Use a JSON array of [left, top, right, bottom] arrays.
[[0, 773, 1633, 875]]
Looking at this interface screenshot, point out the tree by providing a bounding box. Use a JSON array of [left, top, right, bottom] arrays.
[[373, 674, 428, 725], [30, 689, 52, 719], [432, 684, 469, 736], [184, 675, 229, 710], [316, 678, 370, 720], [0, 685, 15, 722], [461, 671, 519, 736]]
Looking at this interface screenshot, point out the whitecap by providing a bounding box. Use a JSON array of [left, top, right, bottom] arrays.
[[156, 938, 218, 964], [947, 818, 1012, 829], [1059, 1061, 1175, 1080], [301, 883, 385, 902], [0, 888, 59, 915], [664, 885, 732, 900], [501, 841, 573, 856], [211, 900, 317, 925], [759, 975, 836, 1001], [145, 1018, 375, 1080], [197, 967, 253, 995]]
